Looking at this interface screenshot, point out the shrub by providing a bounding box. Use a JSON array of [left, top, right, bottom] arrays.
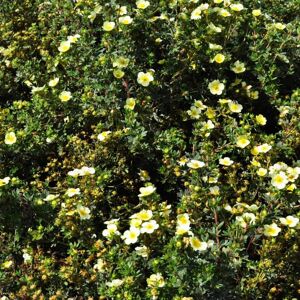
[[0, 0, 299, 299]]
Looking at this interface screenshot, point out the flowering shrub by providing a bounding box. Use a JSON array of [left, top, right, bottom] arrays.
[[0, 0, 300, 299]]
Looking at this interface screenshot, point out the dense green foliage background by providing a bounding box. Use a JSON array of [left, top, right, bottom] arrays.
[[0, 0, 300, 299]]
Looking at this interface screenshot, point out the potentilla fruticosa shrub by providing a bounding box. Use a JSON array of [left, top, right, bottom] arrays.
[[0, 0, 300, 299]]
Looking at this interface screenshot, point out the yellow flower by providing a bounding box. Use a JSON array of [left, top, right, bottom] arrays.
[[257, 143, 272, 153], [274, 22, 286, 30], [113, 57, 129, 68], [102, 21, 115, 32], [236, 136, 250, 148], [136, 0, 150, 9], [187, 159, 205, 169], [208, 80, 225, 95], [59, 91, 72, 102], [2, 260, 13, 269], [271, 172, 288, 189], [255, 114, 267, 125], [147, 273, 165, 288], [176, 213, 190, 234], [209, 186, 220, 195], [231, 61, 246, 73], [286, 184, 296, 191], [119, 16, 133, 25], [264, 223, 281, 237], [130, 218, 143, 227], [118, 6, 127, 15], [257, 168, 267, 177], [122, 227, 140, 244], [252, 9, 262, 17], [137, 71, 154, 87], [125, 98, 136, 110], [191, 7, 202, 20], [58, 40, 71, 53], [219, 9, 231, 17], [133, 209, 153, 221], [228, 101, 243, 113], [4, 132, 17, 145], [251, 146, 259, 156], [113, 69, 125, 79], [230, 4, 244, 12], [141, 220, 159, 233], [214, 0, 223, 3], [187, 106, 201, 119], [138, 186, 156, 197], [97, 131, 112, 141], [77, 205, 91, 220], [219, 157, 234, 166], [279, 216, 299, 228], [213, 53, 225, 64], [0, 177, 10, 187], [48, 77, 59, 87], [65, 188, 80, 197], [67, 34, 80, 43], [189, 237, 208, 251]]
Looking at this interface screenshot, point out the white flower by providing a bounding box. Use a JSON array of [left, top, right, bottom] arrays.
[[271, 172, 288, 189], [279, 216, 299, 228], [68, 168, 82, 177], [135, 245, 149, 258], [122, 227, 141, 244], [137, 71, 154, 87], [23, 253, 32, 263], [97, 131, 111, 141], [106, 279, 124, 287], [208, 80, 225, 95], [189, 237, 208, 251], [219, 157, 234, 166], [264, 223, 281, 237], [93, 258, 106, 272], [138, 186, 156, 197], [147, 273, 165, 288], [77, 205, 91, 220], [65, 188, 80, 197], [102, 223, 120, 238], [44, 194, 59, 201], [80, 166, 95, 176], [187, 159, 205, 169], [141, 220, 159, 234]]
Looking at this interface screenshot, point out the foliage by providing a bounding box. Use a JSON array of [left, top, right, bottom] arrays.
[[0, 0, 300, 299]]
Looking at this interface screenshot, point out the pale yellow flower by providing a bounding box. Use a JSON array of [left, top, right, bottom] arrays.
[[264, 223, 281, 237], [2, 260, 13, 269], [213, 53, 225, 64], [122, 227, 140, 244], [187, 159, 205, 169], [125, 98, 136, 110], [208, 80, 225, 95], [231, 61, 246, 73], [58, 40, 71, 53], [77, 205, 91, 220], [255, 114, 267, 125], [138, 186, 156, 197], [147, 273, 165, 288], [113, 69, 125, 79], [0, 177, 10, 187], [279, 216, 299, 228], [189, 237, 208, 251], [230, 4, 244, 12], [67, 34, 80, 43], [236, 136, 250, 148], [228, 101, 243, 113], [137, 71, 154, 87], [191, 7, 202, 20], [59, 91, 72, 102], [257, 168, 267, 177], [219, 9, 231, 17], [97, 131, 112, 141], [65, 188, 80, 197], [113, 57, 129, 68], [134, 209, 153, 221], [141, 220, 159, 233], [274, 23, 286, 30], [219, 157, 234, 166], [252, 9, 262, 17], [136, 0, 150, 9], [103, 21, 115, 32], [256, 143, 272, 153], [4, 132, 17, 145], [48, 77, 59, 87], [187, 106, 201, 119], [119, 16, 133, 25], [271, 172, 288, 189], [102, 223, 120, 237], [176, 213, 190, 234]]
